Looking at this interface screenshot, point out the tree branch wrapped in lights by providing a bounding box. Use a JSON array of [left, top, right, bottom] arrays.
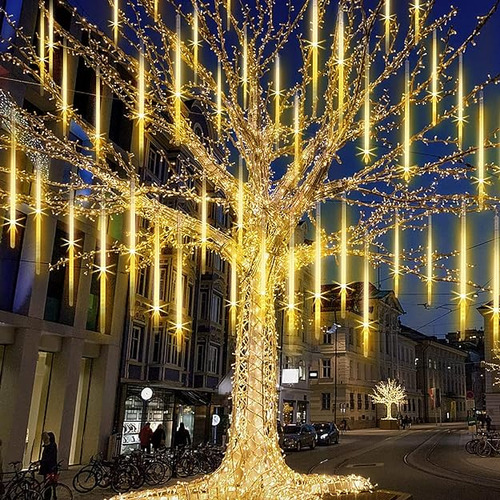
[[1, 0, 500, 497]]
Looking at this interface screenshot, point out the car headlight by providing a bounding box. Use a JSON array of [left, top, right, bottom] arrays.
[[321, 433, 329, 439]]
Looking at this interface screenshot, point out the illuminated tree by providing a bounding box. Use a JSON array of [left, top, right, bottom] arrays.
[[1, 0, 499, 498], [371, 379, 407, 420]]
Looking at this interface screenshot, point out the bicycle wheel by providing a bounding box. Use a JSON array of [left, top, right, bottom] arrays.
[[40, 483, 73, 500], [72, 467, 98, 493], [477, 440, 492, 457], [465, 439, 478, 454], [111, 468, 133, 494], [145, 461, 166, 486], [14, 488, 43, 500]]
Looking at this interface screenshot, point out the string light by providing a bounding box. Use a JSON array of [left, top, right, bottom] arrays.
[[371, 379, 406, 420], [238, 156, 244, 246]]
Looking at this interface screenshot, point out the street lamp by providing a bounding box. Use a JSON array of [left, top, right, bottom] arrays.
[[327, 322, 342, 424]]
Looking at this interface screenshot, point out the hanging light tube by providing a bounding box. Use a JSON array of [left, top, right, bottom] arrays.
[[427, 214, 433, 307], [478, 91, 485, 210], [431, 29, 438, 126], [175, 14, 182, 144], [176, 218, 183, 348], [403, 60, 411, 182], [99, 208, 107, 334], [493, 213, 499, 349], [95, 67, 101, 158], [459, 205, 467, 340], [34, 165, 43, 275], [230, 253, 237, 333], [201, 174, 207, 274], [457, 53, 464, 149], [193, 7, 199, 83], [48, 0, 54, 77], [217, 61, 222, 134], [288, 219, 295, 335], [394, 209, 400, 297], [243, 26, 248, 109], [68, 188, 75, 306], [340, 197, 347, 319], [314, 203, 322, 339], [138, 49, 146, 160], [363, 235, 370, 357], [238, 156, 244, 246], [9, 112, 16, 249], [311, 0, 318, 116], [384, 0, 391, 53], [39, 4, 45, 94], [362, 51, 370, 164], [337, 9, 344, 125], [113, 0, 119, 45], [414, 0, 420, 44], [294, 93, 301, 174], [274, 54, 280, 145], [153, 218, 161, 324], [129, 179, 136, 316]]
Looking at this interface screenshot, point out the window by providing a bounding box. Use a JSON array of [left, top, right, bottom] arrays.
[[159, 265, 169, 301], [151, 327, 164, 364], [196, 343, 205, 371], [323, 330, 333, 344], [211, 293, 223, 324], [348, 327, 354, 345], [187, 283, 194, 316], [357, 393, 362, 410], [148, 142, 164, 180], [349, 360, 354, 379], [166, 329, 179, 365], [364, 393, 369, 410], [349, 393, 354, 410], [321, 359, 331, 378], [207, 345, 219, 373], [137, 266, 150, 297], [321, 393, 331, 410], [298, 360, 305, 380], [200, 290, 208, 319], [129, 325, 143, 361]]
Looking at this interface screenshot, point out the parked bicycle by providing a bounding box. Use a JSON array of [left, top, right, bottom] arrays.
[[1, 461, 41, 500]]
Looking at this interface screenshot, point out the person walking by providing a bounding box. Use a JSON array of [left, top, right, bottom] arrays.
[[486, 414, 492, 432], [39, 432, 57, 500], [139, 423, 153, 453], [174, 422, 191, 448], [151, 424, 166, 451]]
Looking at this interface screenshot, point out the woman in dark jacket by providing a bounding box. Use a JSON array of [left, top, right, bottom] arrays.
[[40, 432, 58, 500]]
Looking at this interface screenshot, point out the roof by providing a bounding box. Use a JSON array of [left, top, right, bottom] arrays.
[[400, 324, 467, 357]]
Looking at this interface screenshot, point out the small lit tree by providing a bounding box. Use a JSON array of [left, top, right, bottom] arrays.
[[371, 379, 406, 420]]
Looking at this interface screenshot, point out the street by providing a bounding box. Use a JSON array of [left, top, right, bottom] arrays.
[[60, 423, 500, 500]]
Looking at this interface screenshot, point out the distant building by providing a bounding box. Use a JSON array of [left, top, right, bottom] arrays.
[[401, 326, 467, 423], [446, 328, 485, 412], [477, 303, 500, 428]]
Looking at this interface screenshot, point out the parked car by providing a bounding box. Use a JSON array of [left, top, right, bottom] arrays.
[[313, 422, 340, 445], [282, 424, 317, 451]]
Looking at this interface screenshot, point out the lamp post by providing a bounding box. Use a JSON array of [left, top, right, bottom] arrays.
[[327, 319, 341, 424]]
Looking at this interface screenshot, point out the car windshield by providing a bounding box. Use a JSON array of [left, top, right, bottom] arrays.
[[284, 425, 301, 434], [314, 424, 329, 432]]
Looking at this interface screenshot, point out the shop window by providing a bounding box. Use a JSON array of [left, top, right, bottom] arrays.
[[207, 345, 219, 374], [121, 395, 143, 454], [321, 393, 331, 410], [321, 359, 331, 378], [129, 325, 143, 361]]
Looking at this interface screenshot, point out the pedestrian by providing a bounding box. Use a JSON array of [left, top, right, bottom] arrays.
[[174, 422, 191, 448], [486, 414, 492, 432], [39, 432, 58, 500], [404, 415, 410, 430], [151, 424, 166, 451], [139, 423, 153, 453]]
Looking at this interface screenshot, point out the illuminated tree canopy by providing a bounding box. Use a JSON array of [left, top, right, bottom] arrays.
[[0, 0, 499, 498], [371, 379, 407, 420]]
